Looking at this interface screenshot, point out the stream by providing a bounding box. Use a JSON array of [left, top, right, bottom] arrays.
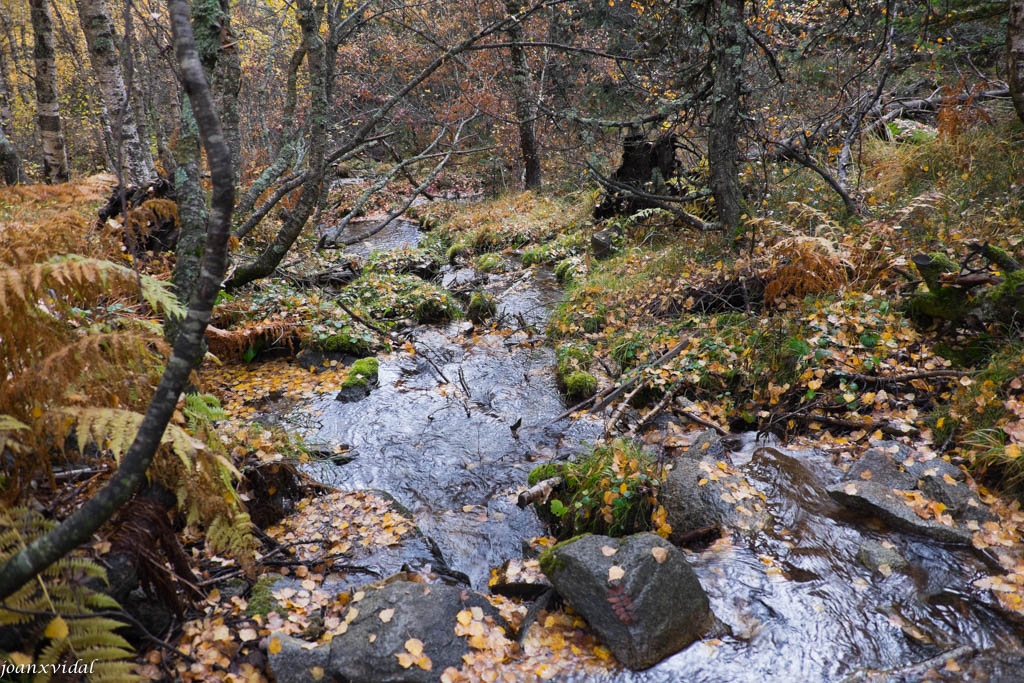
[[289, 221, 1023, 681]]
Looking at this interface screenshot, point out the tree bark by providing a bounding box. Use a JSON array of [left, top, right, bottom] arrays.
[[224, 0, 330, 290], [29, 0, 70, 183], [1010, 0, 1024, 125], [0, 43, 21, 185], [505, 0, 542, 189], [75, 0, 156, 186], [708, 0, 746, 232], [0, 0, 234, 602]]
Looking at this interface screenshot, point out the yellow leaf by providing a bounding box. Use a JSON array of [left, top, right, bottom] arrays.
[[8, 652, 32, 666], [268, 636, 283, 655], [651, 547, 668, 564], [311, 666, 325, 680], [396, 652, 414, 669], [1007, 443, 1022, 459], [44, 616, 69, 640], [456, 609, 473, 626], [379, 608, 395, 623], [405, 637, 425, 657], [608, 565, 625, 582], [416, 655, 433, 671]]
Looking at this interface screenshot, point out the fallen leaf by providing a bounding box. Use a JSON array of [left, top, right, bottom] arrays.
[[405, 637, 425, 657], [651, 547, 668, 564], [379, 608, 395, 623], [44, 616, 68, 640], [600, 545, 618, 557], [608, 565, 625, 582], [268, 636, 283, 655]]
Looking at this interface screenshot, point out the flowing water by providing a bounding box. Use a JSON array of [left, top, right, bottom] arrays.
[[291, 225, 1023, 681]]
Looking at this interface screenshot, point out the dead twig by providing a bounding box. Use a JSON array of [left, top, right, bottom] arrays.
[[516, 476, 563, 509]]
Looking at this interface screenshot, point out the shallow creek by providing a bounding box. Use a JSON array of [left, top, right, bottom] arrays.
[[291, 222, 1022, 681]]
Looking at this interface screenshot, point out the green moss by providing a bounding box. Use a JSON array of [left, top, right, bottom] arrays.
[[538, 534, 591, 576], [467, 291, 497, 323], [475, 253, 504, 273], [350, 357, 379, 381], [446, 242, 474, 264], [914, 252, 959, 292], [340, 273, 461, 324], [527, 462, 565, 487], [246, 574, 283, 617], [553, 257, 581, 283], [319, 326, 373, 355], [414, 297, 459, 323], [341, 374, 369, 390], [563, 371, 597, 400]]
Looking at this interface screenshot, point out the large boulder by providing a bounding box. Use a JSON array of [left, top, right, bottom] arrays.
[[660, 430, 769, 543], [827, 441, 991, 544], [268, 580, 502, 683], [540, 533, 712, 670]]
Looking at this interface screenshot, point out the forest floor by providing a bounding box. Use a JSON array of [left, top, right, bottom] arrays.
[[3, 110, 1024, 681]]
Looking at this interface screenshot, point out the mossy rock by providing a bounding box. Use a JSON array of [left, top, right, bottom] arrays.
[[414, 297, 460, 323], [341, 374, 369, 390], [446, 242, 474, 264], [467, 291, 497, 323], [319, 326, 374, 356], [475, 253, 504, 273], [538, 534, 591, 576], [563, 371, 597, 401], [350, 357, 379, 382]]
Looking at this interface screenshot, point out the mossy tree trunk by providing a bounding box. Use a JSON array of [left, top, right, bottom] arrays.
[[0, 0, 234, 602], [708, 0, 746, 233], [0, 44, 21, 185]]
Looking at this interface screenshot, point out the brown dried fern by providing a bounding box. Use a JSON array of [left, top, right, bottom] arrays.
[[763, 236, 849, 305]]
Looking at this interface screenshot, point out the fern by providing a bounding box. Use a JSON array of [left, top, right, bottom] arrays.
[[0, 507, 140, 683]]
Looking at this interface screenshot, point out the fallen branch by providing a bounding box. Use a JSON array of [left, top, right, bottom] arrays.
[[587, 162, 720, 232], [677, 409, 730, 437], [590, 337, 691, 416], [832, 369, 969, 387], [790, 412, 919, 437], [602, 380, 648, 440], [516, 476, 563, 509]]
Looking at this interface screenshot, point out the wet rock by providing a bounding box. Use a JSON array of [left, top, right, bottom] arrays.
[[441, 267, 479, 289], [590, 227, 621, 260], [540, 533, 712, 670], [827, 441, 987, 544], [295, 348, 348, 372], [660, 430, 770, 543], [856, 540, 908, 574], [335, 383, 370, 402], [268, 581, 502, 683], [266, 633, 331, 683], [488, 557, 551, 600]]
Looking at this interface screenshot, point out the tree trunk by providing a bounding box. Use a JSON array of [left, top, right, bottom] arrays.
[[0, 0, 234, 602], [29, 0, 69, 183], [708, 0, 746, 232], [212, 0, 241, 182], [1010, 0, 1024, 125], [75, 0, 156, 186], [0, 43, 21, 185], [224, 0, 329, 290], [505, 0, 542, 189]]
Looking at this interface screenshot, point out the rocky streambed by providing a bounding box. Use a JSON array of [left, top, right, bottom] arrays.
[[262, 219, 1024, 681]]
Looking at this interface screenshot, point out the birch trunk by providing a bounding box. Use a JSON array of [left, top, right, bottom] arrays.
[[1010, 0, 1024, 125], [29, 0, 69, 183], [75, 0, 156, 185]]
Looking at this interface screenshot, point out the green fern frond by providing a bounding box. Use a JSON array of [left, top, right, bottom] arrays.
[[0, 414, 29, 431], [0, 507, 139, 682]]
